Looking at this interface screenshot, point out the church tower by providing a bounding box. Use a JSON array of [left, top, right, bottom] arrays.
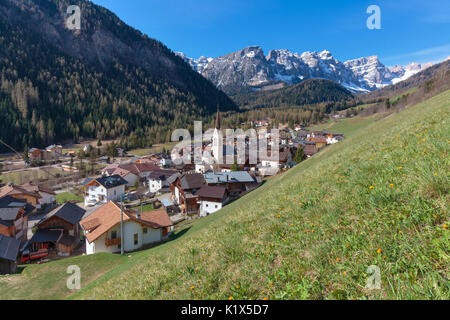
[[212, 106, 222, 164]]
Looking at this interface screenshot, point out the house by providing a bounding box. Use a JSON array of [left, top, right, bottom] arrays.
[[196, 185, 228, 217], [0, 234, 21, 275], [84, 175, 127, 207], [0, 196, 34, 241], [325, 132, 344, 144], [80, 201, 173, 254], [110, 167, 139, 187], [103, 163, 159, 182], [168, 173, 205, 215], [31, 202, 86, 256], [45, 145, 63, 158], [195, 162, 213, 174], [0, 184, 41, 207], [28, 148, 45, 162], [303, 145, 318, 158], [148, 169, 178, 194], [121, 163, 159, 180], [102, 164, 119, 176], [259, 148, 295, 172], [312, 137, 327, 149], [203, 171, 255, 195], [20, 182, 56, 208]]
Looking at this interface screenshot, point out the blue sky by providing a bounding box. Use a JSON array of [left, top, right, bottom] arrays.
[[92, 0, 450, 66]]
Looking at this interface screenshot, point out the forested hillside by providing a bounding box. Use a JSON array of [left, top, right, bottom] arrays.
[[234, 79, 354, 110], [0, 0, 236, 152]]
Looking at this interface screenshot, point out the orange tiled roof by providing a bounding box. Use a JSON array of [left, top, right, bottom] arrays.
[[0, 185, 42, 199], [80, 201, 172, 243]]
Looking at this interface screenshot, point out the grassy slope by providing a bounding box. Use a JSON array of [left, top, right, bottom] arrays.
[[0, 91, 448, 300], [56, 192, 83, 204], [0, 253, 126, 299], [74, 90, 449, 300], [307, 114, 379, 137]]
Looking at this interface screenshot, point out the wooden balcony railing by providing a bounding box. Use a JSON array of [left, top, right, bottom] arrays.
[[105, 237, 121, 247]]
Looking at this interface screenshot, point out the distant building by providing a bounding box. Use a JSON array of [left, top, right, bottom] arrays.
[[0, 196, 34, 241], [148, 169, 178, 194], [31, 202, 86, 256], [20, 182, 56, 209], [0, 184, 41, 207], [203, 171, 254, 195], [0, 234, 21, 274], [197, 185, 228, 217], [168, 173, 205, 215], [84, 175, 127, 207]]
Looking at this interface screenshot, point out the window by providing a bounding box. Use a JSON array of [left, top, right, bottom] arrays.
[[134, 233, 138, 245], [215, 205, 218, 209], [206, 204, 209, 207], [143, 228, 148, 234], [111, 231, 117, 239]]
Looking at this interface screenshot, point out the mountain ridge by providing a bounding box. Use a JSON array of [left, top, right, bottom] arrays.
[[177, 46, 435, 95]]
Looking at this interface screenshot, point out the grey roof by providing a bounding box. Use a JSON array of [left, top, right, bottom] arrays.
[[0, 234, 20, 261], [204, 171, 255, 184], [167, 173, 181, 185], [29, 229, 62, 244], [196, 185, 226, 200], [0, 195, 34, 218], [94, 175, 128, 189], [168, 173, 205, 190], [148, 169, 178, 181], [38, 202, 86, 226], [0, 208, 20, 221], [180, 174, 205, 190], [0, 206, 21, 227]]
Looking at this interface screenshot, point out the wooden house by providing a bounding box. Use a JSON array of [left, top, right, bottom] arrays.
[[168, 173, 205, 215], [0, 195, 34, 241], [0, 184, 41, 207], [0, 234, 20, 274], [33, 202, 86, 256]]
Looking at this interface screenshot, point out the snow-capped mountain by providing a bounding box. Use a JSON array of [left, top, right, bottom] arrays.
[[176, 52, 213, 73], [178, 46, 433, 94]]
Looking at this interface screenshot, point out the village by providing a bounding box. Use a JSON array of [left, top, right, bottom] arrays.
[[0, 109, 344, 275]]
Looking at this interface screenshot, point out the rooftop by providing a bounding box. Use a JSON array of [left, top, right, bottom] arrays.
[[0, 234, 21, 261], [204, 171, 254, 184]]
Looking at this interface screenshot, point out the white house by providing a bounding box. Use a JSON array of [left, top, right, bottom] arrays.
[[84, 175, 127, 207], [147, 169, 178, 194], [80, 201, 173, 254], [196, 185, 227, 217]]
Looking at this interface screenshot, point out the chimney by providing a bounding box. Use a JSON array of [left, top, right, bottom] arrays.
[[137, 202, 142, 219]]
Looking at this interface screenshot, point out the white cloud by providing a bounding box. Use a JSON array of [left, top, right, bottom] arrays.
[[383, 44, 450, 65]]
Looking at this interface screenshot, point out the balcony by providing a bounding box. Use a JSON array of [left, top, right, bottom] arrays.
[[105, 237, 121, 247]]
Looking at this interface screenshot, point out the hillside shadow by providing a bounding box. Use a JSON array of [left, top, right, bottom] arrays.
[[170, 227, 191, 241]]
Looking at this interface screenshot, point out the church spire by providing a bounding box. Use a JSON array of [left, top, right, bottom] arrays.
[[215, 105, 221, 130]]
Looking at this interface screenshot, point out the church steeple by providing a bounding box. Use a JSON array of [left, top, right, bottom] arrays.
[[215, 106, 221, 130]]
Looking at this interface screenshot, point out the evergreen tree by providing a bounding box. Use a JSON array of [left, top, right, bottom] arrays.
[[294, 147, 306, 163]]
